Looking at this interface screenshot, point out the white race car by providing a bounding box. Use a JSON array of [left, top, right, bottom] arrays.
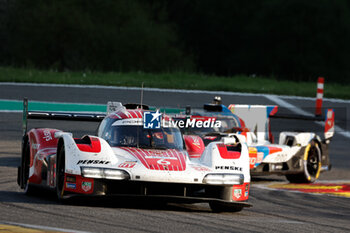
[[17, 99, 251, 212], [229, 104, 334, 183], [172, 101, 334, 183]]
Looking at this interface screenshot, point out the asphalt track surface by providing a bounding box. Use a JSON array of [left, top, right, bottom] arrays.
[[0, 84, 349, 232]]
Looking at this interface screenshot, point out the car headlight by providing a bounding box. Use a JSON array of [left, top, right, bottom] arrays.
[[81, 167, 130, 180], [203, 174, 244, 185], [103, 169, 130, 180], [81, 167, 103, 178]]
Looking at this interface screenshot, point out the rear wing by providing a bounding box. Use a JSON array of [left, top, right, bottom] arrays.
[[21, 98, 115, 138], [21, 98, 174, 138], [228, 104, 334, 142]]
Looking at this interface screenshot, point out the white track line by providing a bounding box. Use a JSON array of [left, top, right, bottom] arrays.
[[0, 110, 21, 113], [2, 82, 349, 138], [265, 95, 314, 116], [1, 82, 350, 103], [265, 95, 350, 139]]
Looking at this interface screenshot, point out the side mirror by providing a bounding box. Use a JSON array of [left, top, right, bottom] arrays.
[[184, 135, 205, 159]]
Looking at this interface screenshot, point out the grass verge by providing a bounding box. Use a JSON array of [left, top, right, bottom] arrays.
[[0, 66, 349, 99]]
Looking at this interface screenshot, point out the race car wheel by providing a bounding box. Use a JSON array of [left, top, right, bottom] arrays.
[[286, 141, 321, 183], [56, 144, 66, 200], [22, 141, 37, 195], [209, 202, 243, 213]]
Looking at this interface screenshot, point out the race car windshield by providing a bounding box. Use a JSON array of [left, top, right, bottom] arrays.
[[103, 125, 185, 150]]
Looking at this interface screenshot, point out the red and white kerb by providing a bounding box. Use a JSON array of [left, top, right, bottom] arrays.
[[315, 77, 324, 116]]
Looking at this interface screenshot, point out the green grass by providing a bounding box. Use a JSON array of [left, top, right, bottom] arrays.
[[0, 66, 349, 99]]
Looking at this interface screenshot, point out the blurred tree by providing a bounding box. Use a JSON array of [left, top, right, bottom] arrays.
[[1, 0, 350, 83], [166, 0, 350, 83], [3, 0, 193, 72], [256, 0, 350, 82]]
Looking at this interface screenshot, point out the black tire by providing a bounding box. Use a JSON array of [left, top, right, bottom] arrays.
[[22, 141, 38, 195], [286, 141, 321, 183], [209, 202, 244, 213], [56, 144, 66, 200]]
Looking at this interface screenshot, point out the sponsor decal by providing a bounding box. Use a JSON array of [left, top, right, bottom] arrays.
[[107, 101, 122, 114], [43, 130, 52, 141], [269, 153, 288, 163], [112, 119, 142, 126], [245, 191, 249, 197], [215, 166, 242, 171], [203, 136, 218, 140], [234, 189, 242, 199], [190, 165, 212, 172], [121, 147, 186, 171], [255, 146, 283, 162], [66, 176, 76, 183], [77, 160, 110, 165], [66, 169, 74, 174], [32, 143, 40, 149], [143, 110, 161, 129], [118, 161, 137, 168], [191, 136, 202, 148], [82, 181, 92, 192], [249, 157, 256, 166], [66, 183, 76, 189], [257, 152, 264, 163], [325, 109, 335, 139]]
